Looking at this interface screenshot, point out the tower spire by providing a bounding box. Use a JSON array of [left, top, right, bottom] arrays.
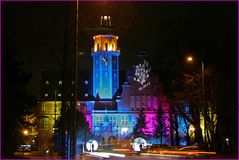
[[100, 15, 112, 28], [91, 15, 120, 99]]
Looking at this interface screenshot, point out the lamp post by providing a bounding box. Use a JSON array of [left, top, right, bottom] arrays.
[[23, 129, 29, 155], [187, 56, 205, 110], [23, 129, 29, 144], [186, 56, 206, 141]]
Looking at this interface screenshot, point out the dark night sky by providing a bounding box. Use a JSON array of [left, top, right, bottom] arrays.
[[2, 2, 238, 96]]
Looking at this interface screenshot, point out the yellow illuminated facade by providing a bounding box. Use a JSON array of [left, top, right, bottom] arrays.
[[37, 101, 61, 151], [200, 108, 217, 143]]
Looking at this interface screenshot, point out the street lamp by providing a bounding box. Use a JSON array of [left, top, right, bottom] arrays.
[[186, 56, 204, 104], [23, 130, 29, 136], [186, 56, 206, 139], [186, 56, 193, 63]]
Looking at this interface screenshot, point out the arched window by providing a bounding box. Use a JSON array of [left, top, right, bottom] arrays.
[[105, 43, 108, 51], [112, 44, 114, 50], [97, 44, 100, 51]]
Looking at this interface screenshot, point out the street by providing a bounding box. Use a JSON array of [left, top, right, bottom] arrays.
[[14, 151, 234, 160]]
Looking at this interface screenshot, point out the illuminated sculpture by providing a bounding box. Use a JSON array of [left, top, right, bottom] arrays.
[[134, 60, 151, 85]]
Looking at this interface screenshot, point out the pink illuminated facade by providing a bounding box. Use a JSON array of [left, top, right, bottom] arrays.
[[77, 52, 172, 144]]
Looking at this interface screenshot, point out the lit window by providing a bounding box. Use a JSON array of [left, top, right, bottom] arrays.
[[136, 96, 140, 101], [45, 93, 48, 97], [136, 101, 140, 109], [85, 93, 88, 97], [59, 81, 62, 85], [109, 116, 116, 124], [44, 119, 48, 128], [71, 93, 74, 96], [121, 115, 127, 125], [42, 104, 46, 112], [72, 81, 74, 84], [85, 80, 88, 85], [46, 81, 49, 85], [96, 116, 103, 125], [58, 93, 61, 97]]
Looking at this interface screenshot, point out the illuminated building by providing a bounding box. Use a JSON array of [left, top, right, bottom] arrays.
[[37, 15, 192, 151], [91, 34, 120, 99], [37, 101, 61, 150]]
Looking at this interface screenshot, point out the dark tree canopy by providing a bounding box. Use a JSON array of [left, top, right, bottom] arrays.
[[133, 109, 147, 139]]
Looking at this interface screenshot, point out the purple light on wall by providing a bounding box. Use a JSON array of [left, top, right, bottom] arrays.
[[85, 114, 92, 132], [144, 113, 157, 135], [145, 96, 171, 136], [161, 96, 170, 136], [152, 96, 158, 109]]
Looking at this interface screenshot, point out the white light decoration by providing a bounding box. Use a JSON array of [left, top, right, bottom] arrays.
[[132, 137, 147, 152], [86, 139, 98, 151], [134, 60, 151, 85], [121, 127, 128, 134]]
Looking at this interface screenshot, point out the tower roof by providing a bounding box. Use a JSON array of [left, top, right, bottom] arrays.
[[95, 15, 115, 35]]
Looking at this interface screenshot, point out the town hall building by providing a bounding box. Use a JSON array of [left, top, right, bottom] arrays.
[[37, 15, 189, 152]]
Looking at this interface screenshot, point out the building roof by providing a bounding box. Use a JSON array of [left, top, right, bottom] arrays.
[[94, 100, 117, 110]]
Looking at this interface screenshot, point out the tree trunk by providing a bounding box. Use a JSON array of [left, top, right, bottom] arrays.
[[175, 116, 180, 146], [169, 112, 174, 146], [194, 124, 203, 145]]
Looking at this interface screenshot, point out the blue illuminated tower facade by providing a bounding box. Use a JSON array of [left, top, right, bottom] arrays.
[[91, 24, 120, 99]]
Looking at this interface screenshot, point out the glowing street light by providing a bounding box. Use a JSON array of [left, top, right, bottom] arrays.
[[23, 130, 29, 135], [187, 56, 193, 62]]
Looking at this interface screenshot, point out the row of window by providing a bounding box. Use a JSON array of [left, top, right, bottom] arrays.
[[130, 96, 158, 100], [41, 103, 61, 113], [39, 119, 49, 128], [130, 107, 157, 111], [44, 92, 89, 98], [45, 81, 62, 85], [94, 115, 136, 126], [45, 80, 88, 86], [130, 101, 158, 109], [44, 93, 62, 97]]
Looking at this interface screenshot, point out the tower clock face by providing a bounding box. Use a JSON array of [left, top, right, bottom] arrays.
[[101, 56, 108, 66]]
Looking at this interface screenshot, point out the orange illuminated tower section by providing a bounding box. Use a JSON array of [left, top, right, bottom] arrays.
[[91, 16, 120, 99]]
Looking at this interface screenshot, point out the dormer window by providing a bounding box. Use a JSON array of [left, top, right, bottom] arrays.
[[45, 81, 49, 85], [105, 43, 108, 51], [59, 81, 62, 85]]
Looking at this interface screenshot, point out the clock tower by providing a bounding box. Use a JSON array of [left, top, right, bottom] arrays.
[[91, 15, 120, 99]]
